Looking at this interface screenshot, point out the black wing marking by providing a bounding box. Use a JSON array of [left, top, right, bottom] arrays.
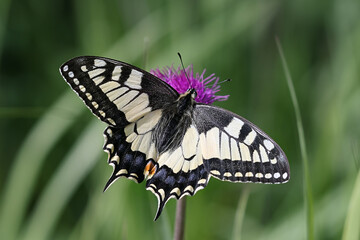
[[193, 104, 290, 184], [60, 56, 179, 127], [103, 126, 149, 188]]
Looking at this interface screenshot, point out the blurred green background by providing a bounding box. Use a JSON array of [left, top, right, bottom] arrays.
[[1, 0, 360, 239]]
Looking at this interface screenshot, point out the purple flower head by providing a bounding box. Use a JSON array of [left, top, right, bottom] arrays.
[[151, 65, 229, 104]]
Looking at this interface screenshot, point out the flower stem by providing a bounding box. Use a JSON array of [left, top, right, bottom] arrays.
[[174, 197, 187, 240]]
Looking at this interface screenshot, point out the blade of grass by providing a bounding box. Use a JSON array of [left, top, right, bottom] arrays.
[[19, 121, 104, 240], [244, 181, 349, 240], [231, 186, 250, 240], [342, 151, 360, 240], [276, 37, 314, 240], [0, 92, 84, 240]]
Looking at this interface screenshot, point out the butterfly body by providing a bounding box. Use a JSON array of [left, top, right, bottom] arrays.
[[60, 56, 290, 220], [153, 89, 195, 153]]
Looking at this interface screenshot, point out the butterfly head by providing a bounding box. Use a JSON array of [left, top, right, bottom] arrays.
[[176, 88, 197, 113], [189, 88, 197, 99]]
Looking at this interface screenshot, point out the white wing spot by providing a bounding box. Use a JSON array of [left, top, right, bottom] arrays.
[[220, 132, 231, 159], [235, 172, 243, 177], [137, 132, 152, 154], [106, 128, 113, 136], [100, 81, 122, 95], [171, 188, 181, 196], [94, 59, 107, 67], [224, 118, 244, 138], [184, 185, 194, 193], [63, 65, 69, 72], [99, 110, 106, 118], [259, 145, 269, 163], [255, 173, 263, 178], [124, 122, 135, 136], [68, 71, 74, 78], [93, 76, 105, 85], [116, 169, 128, 175], [73, 78, 79, 85], [130, 173, 139, 178], [270, 158, 277, 164], [264, 139, 275, 151], [112, 66, 122, 80], [244, 129, 256, 145], [265, 173, 272, 179], [81, 65, 88, 72], [239, 143, 251, 161], [111, 155, 120, 164], [126, 132, 137, 143], [198, 179, 207, 184], [252, 150, 261, 163], [282, 172, 288, 179], [106, 143, 114, 153], [230, 138, 241, 160], [210, 170, 220, 175], [125, 70, 143, 89], [274, 172, 281, 179], [136, 110, 162, 134], [86, 93, 92, 100], [123, 93, 150, 122], [224, 172, 232, 177], [181, 125, 199, 159], [245, 172, 253, 177], [88, 68, 105, 79], [158, 189, 165, 201], [79, 85, 86, 92], [203, 128, 220, 159], [91, 101, 99, 109], [107, 118, 116, 125], [113, 90, 138, 110]]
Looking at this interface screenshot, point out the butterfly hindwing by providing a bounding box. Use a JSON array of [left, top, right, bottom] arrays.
[[103, 109, 165, 188], [193, 104, 290, 183], [146, 126, 210, 219], [103, 126, 148, 187], [60, 56, 179, 127]]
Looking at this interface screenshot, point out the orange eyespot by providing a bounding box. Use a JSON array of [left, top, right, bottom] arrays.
[[144, 161, 157, 179]]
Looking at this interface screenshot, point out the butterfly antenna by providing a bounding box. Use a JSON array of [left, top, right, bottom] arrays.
[[177, 52, 192, 89], [205, 78, 231, 89], [219, 78, 231, 84]]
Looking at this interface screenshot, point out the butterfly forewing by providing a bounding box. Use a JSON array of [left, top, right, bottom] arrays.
[[193, 104, 290, 183], [60, 56, 179, 127]]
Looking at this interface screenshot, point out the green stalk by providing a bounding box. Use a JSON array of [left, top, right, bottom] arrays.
[[174, 198, 187, 240], [276, 37, 314, 240], [342, 148, 360, 240], [231, 186, 250, 240]]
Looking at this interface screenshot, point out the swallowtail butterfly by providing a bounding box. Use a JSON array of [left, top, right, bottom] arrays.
[[60, 56, 290, 220]]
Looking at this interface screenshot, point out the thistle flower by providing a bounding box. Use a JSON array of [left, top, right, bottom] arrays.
[[151, 65, 229, 104]]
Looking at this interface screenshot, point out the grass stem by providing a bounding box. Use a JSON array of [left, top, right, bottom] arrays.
[[276, 37, 314, 240]]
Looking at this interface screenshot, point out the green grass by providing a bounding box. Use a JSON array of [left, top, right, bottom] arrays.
[[276, 37, 314, 240], [1, 0, 360, 239]]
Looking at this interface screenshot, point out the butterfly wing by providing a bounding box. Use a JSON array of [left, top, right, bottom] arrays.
[[193, 104, 290, 183], [60, 56, 290, 220], [145, 104, 289, 220], [60, 56, 179, 202], [60, 56, 179, 127]]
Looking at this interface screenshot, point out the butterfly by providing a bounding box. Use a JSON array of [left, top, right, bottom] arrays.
[[60, 56, 290, 220]]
